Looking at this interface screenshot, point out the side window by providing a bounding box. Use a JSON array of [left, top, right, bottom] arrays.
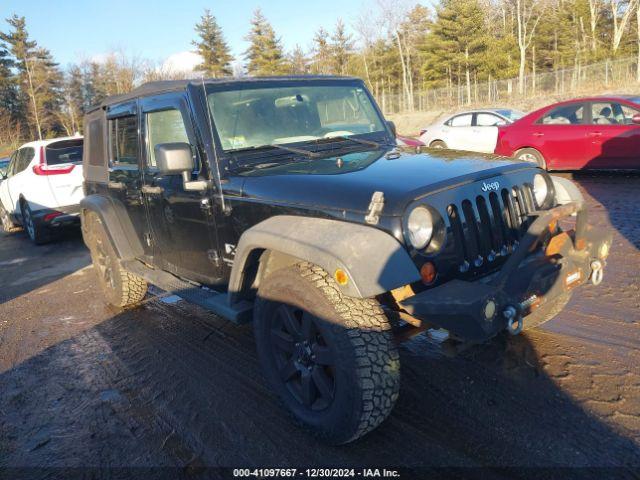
[[145, 108, 190, 168], [15, 148, 35, 174], [7, 151, 18, 177], [591, 102, 640, 125], [448, 114, 473, 127], [539, 104, 584, 125], [109, 115, 139, 166], [476, 113, 504, 127]]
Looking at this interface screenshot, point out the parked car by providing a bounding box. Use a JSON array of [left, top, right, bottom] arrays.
[[80, 77, 610, 445], [0, 157, 9, 178], [494, 96, 640, 170], [419, 108, 524, 153], [396, 134, 425, 147], [0, 136, 84, 243]]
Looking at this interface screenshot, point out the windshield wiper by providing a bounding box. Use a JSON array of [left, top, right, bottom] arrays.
[[230, 158, 306, 173], [324, 135, 381, 149], [228, 143, 322, 159], [267, 143, 322, 158]]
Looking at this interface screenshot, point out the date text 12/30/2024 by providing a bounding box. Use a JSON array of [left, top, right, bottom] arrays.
[[233, 469, 401, 478]]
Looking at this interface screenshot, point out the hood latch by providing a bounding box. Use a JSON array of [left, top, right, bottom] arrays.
[[365, 191, 385, 225]]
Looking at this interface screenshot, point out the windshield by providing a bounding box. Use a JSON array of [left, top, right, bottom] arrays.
[[495, 109, 525, 121], [207, 83, 386, 151]]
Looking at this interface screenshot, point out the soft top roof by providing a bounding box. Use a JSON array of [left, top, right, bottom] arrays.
[[87, 75, 362, 113]]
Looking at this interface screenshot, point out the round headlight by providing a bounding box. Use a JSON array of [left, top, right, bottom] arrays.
[[407, 206, 434, 250], [533, 174, 549, 207]]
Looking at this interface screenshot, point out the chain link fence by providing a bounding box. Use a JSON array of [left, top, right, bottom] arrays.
[[377, 57, 640, 115]]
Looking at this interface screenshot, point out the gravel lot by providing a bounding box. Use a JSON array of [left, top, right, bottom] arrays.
[[0, 173, 639, 479]]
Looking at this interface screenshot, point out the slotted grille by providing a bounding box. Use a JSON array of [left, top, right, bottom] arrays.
[[447, 184, 536, 273]]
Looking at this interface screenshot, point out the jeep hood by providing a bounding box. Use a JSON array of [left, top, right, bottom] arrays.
[[236, 148, 538, 216]]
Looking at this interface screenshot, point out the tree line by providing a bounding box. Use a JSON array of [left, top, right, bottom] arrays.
[[2, 0, 640, 143]]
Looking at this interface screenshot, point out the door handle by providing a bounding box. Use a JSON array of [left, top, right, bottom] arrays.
[[108, 181, 125, 190], [141, 185, 164, 195], [533, 132, 544, 137], [588, 131, 603, 137]]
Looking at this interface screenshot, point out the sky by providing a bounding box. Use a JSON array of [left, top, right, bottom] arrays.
[[1, 0, 378, 71]]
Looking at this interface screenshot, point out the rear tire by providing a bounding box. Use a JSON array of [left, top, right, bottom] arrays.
[[430, 140, 447, 149], [85, 212, 147, 308], [20, 200, 50, 245], [254, 262, 400, 444], [515, 148, 547, 169], [0, 203, 20, 234]]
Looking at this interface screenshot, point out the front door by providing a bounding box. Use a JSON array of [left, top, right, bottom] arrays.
[[0, 150, 19, 213], [534, 102, 589, 169], [106, 101, 151, 259], [140, 93, 222, 285]]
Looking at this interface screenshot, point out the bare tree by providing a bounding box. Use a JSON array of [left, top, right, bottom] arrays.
[[353, 12, 381, 91], [505, 0, 547, 95], [610, 0, 638, 54], [376, 0, 414, 111], [588, 0, 605, 52]]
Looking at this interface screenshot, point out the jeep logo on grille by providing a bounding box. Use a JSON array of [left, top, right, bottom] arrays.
[[481, 181, 500, 192]]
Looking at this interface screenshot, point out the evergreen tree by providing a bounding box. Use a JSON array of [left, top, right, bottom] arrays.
[[244, 9, 287, 76], [330, 20, 354, 75], [192, 9, 234, 78], [288, 45, 308, 74], [0, 15, 62, 139], [0, 39, 19, 121], [419, 0, 489, 97], [311, 27, 332, 74]]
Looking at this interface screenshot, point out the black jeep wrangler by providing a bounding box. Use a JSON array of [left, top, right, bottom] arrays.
[[80, 77, 611, 444]]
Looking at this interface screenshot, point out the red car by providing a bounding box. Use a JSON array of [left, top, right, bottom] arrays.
[[494, 96, 640, 170], [396, 135, 425, 147]]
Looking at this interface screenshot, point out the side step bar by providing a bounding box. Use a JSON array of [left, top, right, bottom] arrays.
[[122, 260, 254, 325]]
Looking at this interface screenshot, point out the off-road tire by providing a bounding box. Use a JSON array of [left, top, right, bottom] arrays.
[[523, 292, 572, 330], [430, 140, 447, 149], [0, 203, 20, 234], [84, 212, 147, 308], [20, 200, 51, 245], [516, 147, 547, 169], [254, 262, 400, 445]]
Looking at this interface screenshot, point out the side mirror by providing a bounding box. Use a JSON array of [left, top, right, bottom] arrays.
[[632, 113, 640, 125], [155, 142, 208, 191], [0, 171, 6, 180], [156, 142, 194, 174], [387, 120, 397, 138]]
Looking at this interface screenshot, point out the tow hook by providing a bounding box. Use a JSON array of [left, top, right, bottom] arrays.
[[590, 260, 604, 286], [503, 305, 523, 336]]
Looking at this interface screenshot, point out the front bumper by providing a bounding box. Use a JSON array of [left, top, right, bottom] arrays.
[[399, 202, 611, 342]]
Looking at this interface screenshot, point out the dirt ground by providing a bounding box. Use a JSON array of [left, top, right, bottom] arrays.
[[0, 173, 639, 479]]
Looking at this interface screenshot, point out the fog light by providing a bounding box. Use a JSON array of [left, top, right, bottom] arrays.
[[484, 300, 497, 320], [334, 269, 349, 286], [420, 262, 437, 284], [599, 242, 610, 259]]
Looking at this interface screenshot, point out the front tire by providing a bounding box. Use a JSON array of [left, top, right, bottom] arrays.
[[430, 140, 447, 149], [516, 148, 547, 169], [85, 212, 147, 308], [20, 200, 50, 245], [0, 203, 20, 234], [254, 263, 400, 444]]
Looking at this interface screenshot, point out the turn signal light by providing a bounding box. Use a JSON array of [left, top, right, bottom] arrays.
[[420, 261, 437, 284], [334, 269, 349, 286]]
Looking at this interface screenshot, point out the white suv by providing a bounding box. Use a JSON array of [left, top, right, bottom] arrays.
[[0, 136, 84, 244]]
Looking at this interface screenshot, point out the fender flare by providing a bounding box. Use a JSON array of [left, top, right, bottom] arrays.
[[228, 215, 420, 302], [80, 194, 144, 260]]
